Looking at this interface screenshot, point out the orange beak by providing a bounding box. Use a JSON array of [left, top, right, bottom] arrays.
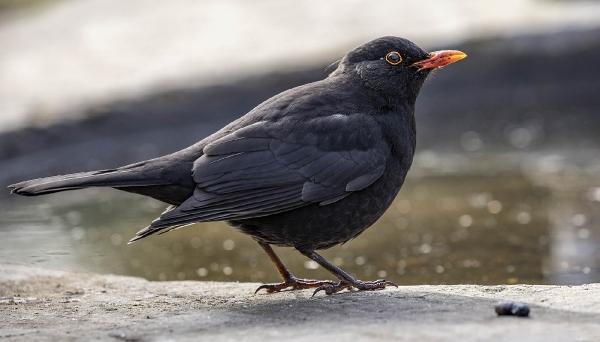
[[412, 50, 467, 72]]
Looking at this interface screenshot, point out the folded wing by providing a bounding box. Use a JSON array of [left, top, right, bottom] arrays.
[[131, 114, 388, 241]]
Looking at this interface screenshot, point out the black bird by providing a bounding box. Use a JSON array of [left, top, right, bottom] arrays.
[[9, 37, 466, 295]]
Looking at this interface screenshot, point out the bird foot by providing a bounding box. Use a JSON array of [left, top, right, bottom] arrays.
[[255, 276, 336, 294], [312, 279, 397, 296]]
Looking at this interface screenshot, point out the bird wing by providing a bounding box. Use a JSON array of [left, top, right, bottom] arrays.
[[132, 113, 388, 239]]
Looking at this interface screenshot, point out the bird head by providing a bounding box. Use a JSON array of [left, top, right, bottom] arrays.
[[333, 36, 466, 105]]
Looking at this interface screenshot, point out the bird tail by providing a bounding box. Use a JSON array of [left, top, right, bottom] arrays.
[[9, 164, 164, 197]]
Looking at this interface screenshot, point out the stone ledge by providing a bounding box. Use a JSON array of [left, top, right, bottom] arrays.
[[1, 263, 599, 341]]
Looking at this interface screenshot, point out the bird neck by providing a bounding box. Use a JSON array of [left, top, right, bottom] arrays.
[[332, 71, 419, 111], [376, 104, 417, 168]]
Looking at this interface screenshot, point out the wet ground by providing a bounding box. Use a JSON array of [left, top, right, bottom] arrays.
[[1, 29, 600, 287]]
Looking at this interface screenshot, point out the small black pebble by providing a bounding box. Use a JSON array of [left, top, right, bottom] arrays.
[[495, 300, 530, 317]]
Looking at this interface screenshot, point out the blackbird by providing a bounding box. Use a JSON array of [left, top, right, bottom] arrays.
[[10, 37, 466, 295]]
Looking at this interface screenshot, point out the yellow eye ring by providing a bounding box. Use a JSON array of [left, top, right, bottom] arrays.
[[385, 52, 402, 65]]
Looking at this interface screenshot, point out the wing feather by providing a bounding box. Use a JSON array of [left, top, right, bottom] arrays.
[[204, 137, 271, 155], [137, 114, 391, 237]]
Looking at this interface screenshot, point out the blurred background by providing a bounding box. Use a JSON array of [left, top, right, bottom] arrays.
[[1, 0, 600, 286]]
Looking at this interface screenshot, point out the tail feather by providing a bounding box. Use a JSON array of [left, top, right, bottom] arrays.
[[9, 168, 164, 196]]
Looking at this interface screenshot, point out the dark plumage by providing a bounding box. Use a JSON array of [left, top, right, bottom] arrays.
[[10, 37, 466, 295]]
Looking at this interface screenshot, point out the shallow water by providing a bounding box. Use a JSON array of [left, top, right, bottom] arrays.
[[1, 150, 599, 286]]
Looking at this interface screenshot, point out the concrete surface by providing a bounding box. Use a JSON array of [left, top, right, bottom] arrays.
[[2, 0, 600, 131], [1, 263, 599, 341]]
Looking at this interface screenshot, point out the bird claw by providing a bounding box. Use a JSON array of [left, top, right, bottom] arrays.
[[312, 279, 397, 296], [255, 277, 336, 294]]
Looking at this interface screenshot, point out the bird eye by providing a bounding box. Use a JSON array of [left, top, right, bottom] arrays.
[[385, 52, 402, 65]]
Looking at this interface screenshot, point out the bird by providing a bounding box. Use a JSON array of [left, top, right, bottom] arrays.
[[9, 37, 466, 296]]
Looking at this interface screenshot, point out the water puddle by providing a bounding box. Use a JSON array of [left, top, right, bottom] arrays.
[[1, 151, 599, 286]]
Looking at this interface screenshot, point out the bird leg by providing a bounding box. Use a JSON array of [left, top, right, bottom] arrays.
[[254, 242, 336, 294], [298, 249, 397, 296]]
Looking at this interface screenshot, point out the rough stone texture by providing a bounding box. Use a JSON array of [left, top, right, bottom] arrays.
[[1, 263, 599, 341]]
